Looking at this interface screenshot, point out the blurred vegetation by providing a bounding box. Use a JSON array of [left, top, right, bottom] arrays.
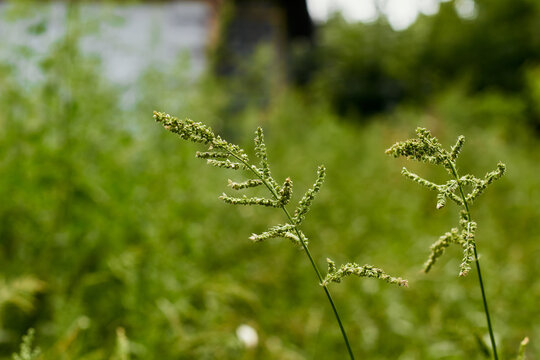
[[309, 0, 540, 128], [0, 1, 539, 359]]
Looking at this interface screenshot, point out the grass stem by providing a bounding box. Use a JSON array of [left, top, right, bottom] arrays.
[[448, 161, 499, 360], [228, 150, 356, 360]]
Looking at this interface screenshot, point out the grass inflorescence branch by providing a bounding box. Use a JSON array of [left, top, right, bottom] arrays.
[[323, 259, 408, 287], [517, 337, 529, 360], [154, 111, 407, 359], [386, 127, 506, 360], [12, 329, 40, 360]]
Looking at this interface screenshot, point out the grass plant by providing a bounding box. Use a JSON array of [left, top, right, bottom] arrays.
[[153, 111, 408, 359], [386, 128, 506, 360]]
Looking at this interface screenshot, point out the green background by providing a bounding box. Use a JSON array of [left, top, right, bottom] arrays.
[[1, 1, 539, 359]]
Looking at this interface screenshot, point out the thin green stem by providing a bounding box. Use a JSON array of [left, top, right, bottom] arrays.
[[448, 161, 498, 360], [473, 246, 498, 360], [228, 151, 355, 360], [282, 206, 355, 360]]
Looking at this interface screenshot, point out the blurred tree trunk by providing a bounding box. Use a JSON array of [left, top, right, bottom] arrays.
[[211, 0, 313, 76]]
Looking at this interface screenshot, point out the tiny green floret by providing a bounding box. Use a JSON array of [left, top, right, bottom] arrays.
[[12, 329, 40, 360], [424, 228, 463, 273], [323, 259, 408, 287], [517, 337, 529, 360], [466, 162, 506, 204], [459, 221, 477, 277], [249, 223, 307, 246], [401, 167, 439, 191], [228, 178, 263, 190], [207, 159, 248, 170], [195, 151, 231, 159], [219, 193, 278, 207], [386, 127, 447, 167], [450, 135, 465, 161], [277, 178, 293, 206], [293, 165, 326, 225], [154, 111, 215, 145], [254, 127, 279, 191]]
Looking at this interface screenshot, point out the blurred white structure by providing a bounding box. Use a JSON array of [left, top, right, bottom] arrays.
[[0, 1, 211, 84], [307, 0, 442, 30], [236, 324, 258, 348]]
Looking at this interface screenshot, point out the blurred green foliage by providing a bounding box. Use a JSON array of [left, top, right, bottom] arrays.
[[310, 0, 540, 126], [1, 1, 539, 359]]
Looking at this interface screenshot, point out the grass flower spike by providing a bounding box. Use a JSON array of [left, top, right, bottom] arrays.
[[323, 259, 408, 287], [12, 329, 40, 360], [154, 111, 407, 359], [387, 127, 506, 360], [517, 337, 529, 360]]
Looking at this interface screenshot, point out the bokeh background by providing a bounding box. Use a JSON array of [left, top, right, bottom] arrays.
[[1, 0, 539, 359]]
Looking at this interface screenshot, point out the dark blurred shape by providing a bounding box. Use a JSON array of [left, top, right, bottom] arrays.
[[277, 0, 314, 41], [313, 18, 407, 116], [212, 1, 283, 77], [207, 0, 315, 118], [312, 0, 540, 126], [421, 0, 540, 93], [211, 0, 314, 82]]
